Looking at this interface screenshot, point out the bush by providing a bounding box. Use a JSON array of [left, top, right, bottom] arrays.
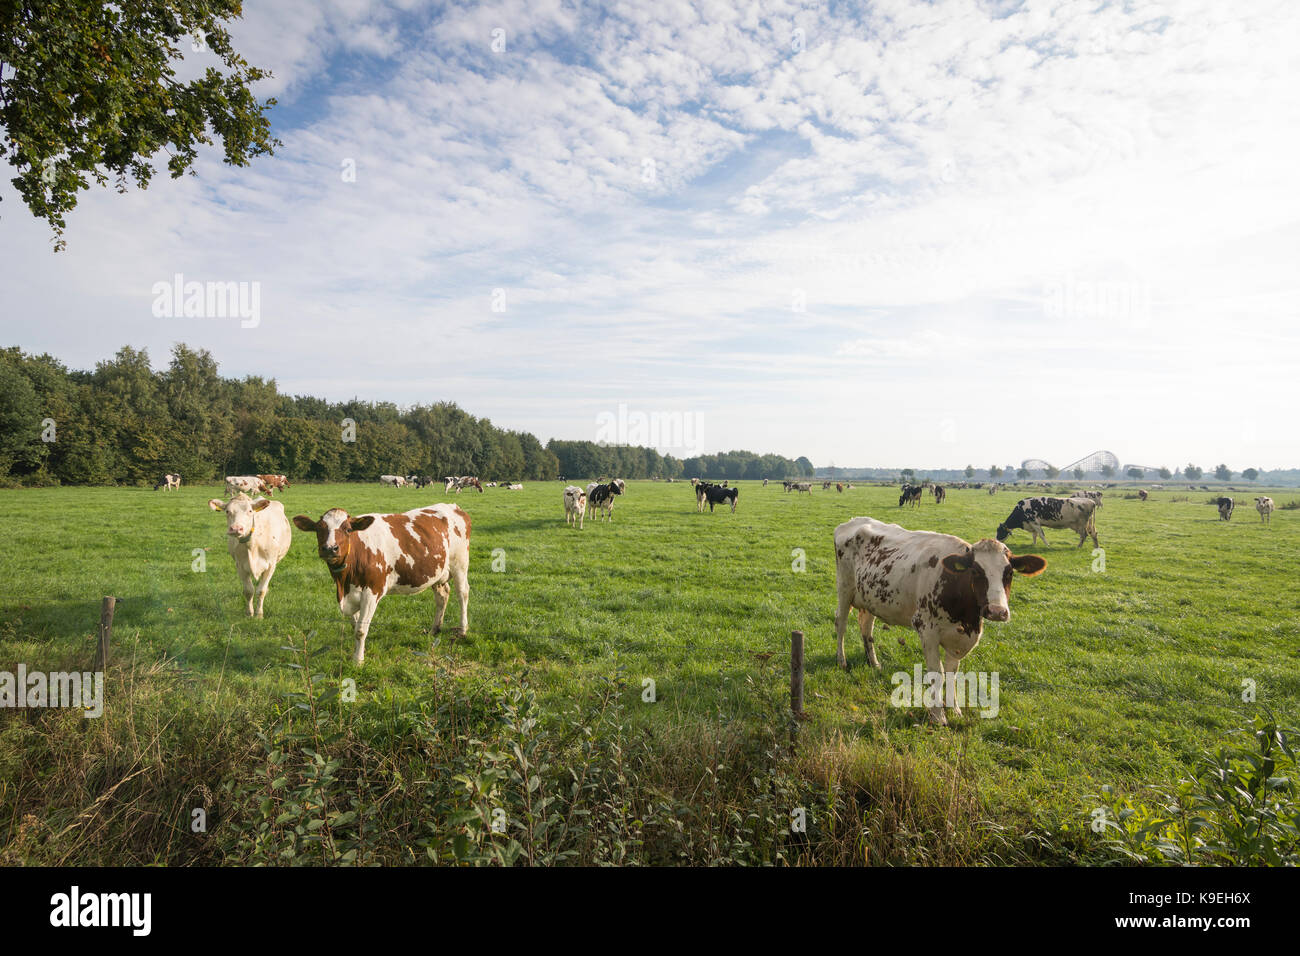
[[1089, 711, 1299, 865]]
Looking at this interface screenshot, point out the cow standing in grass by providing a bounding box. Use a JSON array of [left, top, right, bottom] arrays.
[[207, 493, 292, 618], [1255, 497, 1274, 524], [997, 496, 1099, 548], [1215, 497, 1234, 521], [293, 504, 471, 665], [588, 481, 622, 521], [834, 517, 1045, 725], [563, 486, 587, 529]]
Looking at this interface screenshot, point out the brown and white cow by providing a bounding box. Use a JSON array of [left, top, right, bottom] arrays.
[[834, 517, 1046, 725], [207, 493, 292, 618], [1255, 496, 1274, 524], [226, 475, 270, 497], [563, 485, 587, 529], [258, 474, 290, 494], [293, 504, 471, 665], [1137, 489, 1148, 501]]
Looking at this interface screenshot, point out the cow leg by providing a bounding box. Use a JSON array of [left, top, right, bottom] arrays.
[[453, 562, 470, 635], [254, 561, 278, 619], [943, 649, 965, 719], [352, 592, 379, 665], [240, 569, 256, 617], [431, 581, 450, 634], [858, 609, 880, 669], [834, 591, 852, 670], [920, 631, 947, 725]]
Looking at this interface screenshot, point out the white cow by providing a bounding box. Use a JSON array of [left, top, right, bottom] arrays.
[[379, 474, 407, 488], [225, 475, 269, 497], [563, 485, 587, 528], [1255, 496, 1274, 524], [835, 517, 1046, 725], [207, 494, 293, 618]]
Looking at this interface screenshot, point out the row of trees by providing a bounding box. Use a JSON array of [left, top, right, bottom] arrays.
[[0, 345, 813, 486], [959, 463, 1260, 482]]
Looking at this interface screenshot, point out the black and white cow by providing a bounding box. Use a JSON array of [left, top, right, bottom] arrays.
[[1215, 497, 1234, 521], [899, 485, 923, 508], [588, 481, 622, 521], [702, 484, 739, 513], [996, 496, 1099, 548], [932, 485, 946, 504]]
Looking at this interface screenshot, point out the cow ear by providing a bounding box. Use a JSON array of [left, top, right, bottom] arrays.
[[252, 498, 273, 512], [1011, 554, 1047, 577], [349, 515, 376, 532], [292, 515, 317, 531], [941, 552, 972, 574], [208, 499, 226, 512]]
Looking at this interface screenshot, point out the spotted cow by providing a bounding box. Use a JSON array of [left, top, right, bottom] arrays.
[[208, 493, 292, 618], [293, 504, 471, 664], [834, 517, 1046, 724], [996, 496, 1099, 548], [1255, 496, 1274, 524]]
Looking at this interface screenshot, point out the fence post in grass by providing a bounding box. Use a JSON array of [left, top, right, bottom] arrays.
[[95, 597, 116, 670], [790, 630, 805, 720]]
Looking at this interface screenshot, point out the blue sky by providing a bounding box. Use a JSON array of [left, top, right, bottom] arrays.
[[2, 0, 1298, 469]]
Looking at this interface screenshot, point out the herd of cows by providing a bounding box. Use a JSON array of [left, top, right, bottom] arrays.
[[177, 471, 1282, 720]]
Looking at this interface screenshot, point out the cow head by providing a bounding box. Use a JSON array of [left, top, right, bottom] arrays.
[[209, 493, 273, 542], [941, 539, 1046, 622], [293, 508, 376, 570]]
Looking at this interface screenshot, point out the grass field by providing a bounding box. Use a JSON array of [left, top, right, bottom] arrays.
[[2, 480, 1297, 865]]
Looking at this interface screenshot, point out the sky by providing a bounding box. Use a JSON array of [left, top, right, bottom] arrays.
[[2, 0, 1298, 470]]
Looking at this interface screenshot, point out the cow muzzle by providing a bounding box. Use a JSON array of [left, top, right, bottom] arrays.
[[983, 605, 1009, 622]]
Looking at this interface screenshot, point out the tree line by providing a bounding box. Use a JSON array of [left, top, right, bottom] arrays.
[[0, 345, 812, 486]]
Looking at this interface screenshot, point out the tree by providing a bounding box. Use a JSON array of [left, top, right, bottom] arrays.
[[1073, 467, 1084, 480], [1045, 465, 1060, 479], [989, 465, 1003, 479], [795, 456, 814, 477], [964, 464, 975, 478], [1214, 464, 1232, 481], [1243, 468, 1259, 481], [1158, 466, 1172, 480], [1, 0, 280, 248], [1016, 466, 1030, 479], [1127, 467, 1143, 479], [1185, 464, 1203, 481], [1101, 464, 1115, 479]]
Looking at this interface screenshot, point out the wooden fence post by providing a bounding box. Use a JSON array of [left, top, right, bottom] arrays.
[[95, 597, 116, 670], [790, 630, 804, 719]]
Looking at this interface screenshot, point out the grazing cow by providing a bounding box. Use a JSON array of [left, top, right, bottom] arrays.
[[258, 474, 290, 495], [292, 504, 471, 665], [1255, 496, 1274, 524], [702, 484, 739, 513], [836, 483, 844, 493], [226, 475, 270, 497], [694, 480, 712, 513], [823, 480, 833, 490], [899, 485, 923, 508], [933, 485, 946, 504], [506, 483, 523, 490], [834, 517, 1045, 725], [763, 479, 769, 487], [988, 484, 997, 496], [1215, 497, 1234, 521], [154, 472, 181, 491], [794, 482, 812, 494], [207, 493, 292, 618], [563, 485, 587, 529], [1137, 489, 1148, 501], [588, 481, 622, 521], [379, 474, 407, 488], [997, 496, 1099, 548]]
